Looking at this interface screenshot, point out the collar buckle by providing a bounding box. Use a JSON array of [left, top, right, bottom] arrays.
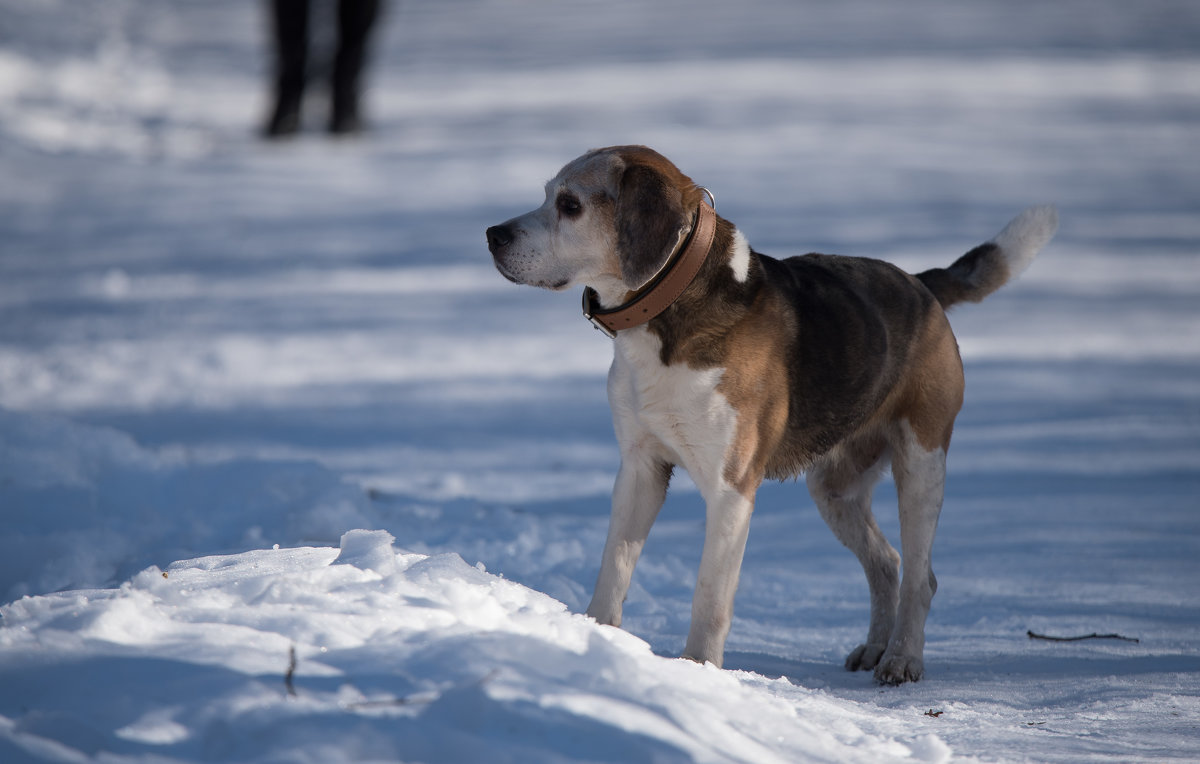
[[582, 288, 617, 339]]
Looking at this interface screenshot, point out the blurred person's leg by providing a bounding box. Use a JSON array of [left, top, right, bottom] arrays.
[[265, 0, 311, 138], [330, 0, 383, 134]]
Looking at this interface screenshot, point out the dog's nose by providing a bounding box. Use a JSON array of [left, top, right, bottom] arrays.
[[486, 224, 512, 253]]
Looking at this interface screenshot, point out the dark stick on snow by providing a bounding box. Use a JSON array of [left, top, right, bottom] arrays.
[[285, 645, 298, 697], [1027, 630, 1139, 644]]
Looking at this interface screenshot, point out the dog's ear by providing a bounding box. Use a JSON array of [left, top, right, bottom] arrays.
[[615, 163, 689, 290]]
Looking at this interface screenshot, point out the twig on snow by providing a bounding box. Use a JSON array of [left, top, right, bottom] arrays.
[[1026, 630, 1139, 644], [285, 645, 298, 697]]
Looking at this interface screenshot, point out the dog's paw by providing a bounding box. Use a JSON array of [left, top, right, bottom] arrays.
[[680, 642, 725, 669], [873, 651, 924, 685], [844, 643, 887, 671], [584, 593, 626, 627]]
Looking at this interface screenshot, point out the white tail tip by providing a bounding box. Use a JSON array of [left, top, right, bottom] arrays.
[[991, 205, 1058, 279]]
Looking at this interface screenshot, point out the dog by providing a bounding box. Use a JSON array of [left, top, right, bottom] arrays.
[[486, 145, 1057, 684]]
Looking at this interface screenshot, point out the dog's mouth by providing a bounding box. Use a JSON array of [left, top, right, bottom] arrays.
[[492, 259, 569, 291], [493, 261, 523, 285]]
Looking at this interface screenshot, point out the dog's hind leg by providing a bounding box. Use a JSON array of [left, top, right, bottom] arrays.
[[872, 313, 962, 684], [806, 441, 898, 673], [874, 423, 947, 685], [586, 450, 672, 628]]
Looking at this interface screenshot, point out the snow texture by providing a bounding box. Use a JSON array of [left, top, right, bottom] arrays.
[[1, 1, 1198, 762]]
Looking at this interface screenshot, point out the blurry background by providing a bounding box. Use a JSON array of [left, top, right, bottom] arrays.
[[1, 0, 1198, 659]]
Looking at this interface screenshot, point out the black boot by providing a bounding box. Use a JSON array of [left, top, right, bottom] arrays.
[[264, 0, 310, 138], [330, 0, 382, 135]]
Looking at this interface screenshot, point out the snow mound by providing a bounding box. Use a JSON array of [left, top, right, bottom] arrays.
[[0, 537, 948, 764]]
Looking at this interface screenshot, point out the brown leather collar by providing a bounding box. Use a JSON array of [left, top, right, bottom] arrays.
[[582, 200, 717, 338]]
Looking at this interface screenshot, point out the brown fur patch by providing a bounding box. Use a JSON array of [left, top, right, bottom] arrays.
[[883, 309, 965, 452], [609, 146, 704, 212], [717, 290, 793, 498]]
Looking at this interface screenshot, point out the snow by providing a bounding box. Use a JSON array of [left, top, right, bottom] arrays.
[[1, 0, 1198, 761], [1, 526, 954, 764]]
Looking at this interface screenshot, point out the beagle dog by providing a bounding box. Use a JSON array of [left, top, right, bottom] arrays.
[[486, 145, 1057, 684]]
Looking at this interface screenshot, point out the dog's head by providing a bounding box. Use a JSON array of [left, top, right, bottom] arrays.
[[487, 146, 704, 298]]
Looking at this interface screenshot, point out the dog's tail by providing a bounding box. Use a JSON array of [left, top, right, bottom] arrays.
[[917, 205, 1058, 309]]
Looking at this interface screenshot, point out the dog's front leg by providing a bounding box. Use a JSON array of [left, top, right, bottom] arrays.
[[586, 450, 671, 627], [681, 484, 755, 668]]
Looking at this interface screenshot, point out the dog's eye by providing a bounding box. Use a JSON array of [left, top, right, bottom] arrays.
[[557, 194, 582, 217]]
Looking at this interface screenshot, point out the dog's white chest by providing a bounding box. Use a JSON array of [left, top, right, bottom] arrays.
[[607, 330, 737, 489]]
